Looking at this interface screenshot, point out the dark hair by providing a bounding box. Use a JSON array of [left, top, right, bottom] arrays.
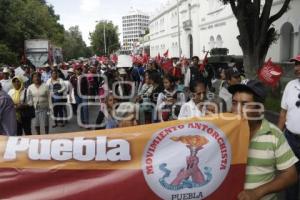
[[232, 88, 265, 104], [148, 71, 161, 82], [192, 56, 199, 61], [190, 79, 207, 93], [163, 74, 176, 84], [51, 69, 59, 75], [31, 72, 41, 79]]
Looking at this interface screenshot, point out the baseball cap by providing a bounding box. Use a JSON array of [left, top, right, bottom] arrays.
[[290, 55, 300, 62], [2, 67, 10, 73], [228, 79, 267, 103], [67, 68, 74, 73], [118, 68, 127, 75], [115, 102, 136, 119], [226, 67, 241, 77]]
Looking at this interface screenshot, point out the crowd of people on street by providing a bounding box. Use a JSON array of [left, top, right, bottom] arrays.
[[0, 53, 300, 199]]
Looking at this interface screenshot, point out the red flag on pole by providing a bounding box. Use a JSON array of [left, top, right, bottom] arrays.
[[161, 59, 173, 72], [110, 54, 118, 64], [156, 53, 161, 64], [142, 52, 149, 64], [199, 52, 209, 71], [258, 58, 283, 87], [163, 50, 169, 58]]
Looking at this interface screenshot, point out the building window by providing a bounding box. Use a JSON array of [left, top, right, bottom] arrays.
[[209, 36, 215, 49], [280, 22, 294, 61], [216, 35, 223, 48]]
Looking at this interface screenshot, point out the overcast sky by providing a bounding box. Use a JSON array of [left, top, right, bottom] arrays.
[[47, 0, 170, 46]]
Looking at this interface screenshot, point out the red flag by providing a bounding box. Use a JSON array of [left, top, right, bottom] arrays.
[[199, 52, 208, 71], [258, 58, 283, 87], [161, 59, 173, 72], [110, 54, 118, 64], [137, 55, 144, 64], [142, 52, 149, 64], [131, 55, 137, 63], [163, 50, 169, 58], [155, 53, 161, 64]]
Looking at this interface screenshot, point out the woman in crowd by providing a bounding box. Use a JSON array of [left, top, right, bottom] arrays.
[[136, 71, 153, 124], [95, 92, 118, 130], [46, 70, 66, 128], [137, 71, 164, 124], [157, 74, 186, 121], [8, 76, 32, 135], [203, 96, 226, 116], [178, 79, 207, 119], [28, 72, 50, 134]]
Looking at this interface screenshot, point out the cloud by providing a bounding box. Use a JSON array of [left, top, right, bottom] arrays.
[[79, 0, 102, 12]]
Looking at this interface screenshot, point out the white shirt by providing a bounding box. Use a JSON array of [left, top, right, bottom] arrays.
[[219, 86, 232, 112], [27, 83, 50, 110], [281, 79, 300, 134], [178, 100, 204, 119], [0, 79, 13, 93]]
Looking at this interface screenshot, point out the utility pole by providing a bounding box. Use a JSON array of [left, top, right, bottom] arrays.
[[103, 20, 107, 55], [177, 0, 182, 58], [95, 20, 107, 55]]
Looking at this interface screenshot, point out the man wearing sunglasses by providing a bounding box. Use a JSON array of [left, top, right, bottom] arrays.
[[278, 54, 300, 200]]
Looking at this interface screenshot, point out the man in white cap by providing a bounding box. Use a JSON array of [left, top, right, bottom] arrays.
[[41, 64, 51, 83], [0, 67, 13, 93], [278, 54, 300, 200]]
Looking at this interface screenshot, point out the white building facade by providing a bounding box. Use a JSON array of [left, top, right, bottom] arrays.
[[147, 0, 300, 62], [122, 8, 150, 54]]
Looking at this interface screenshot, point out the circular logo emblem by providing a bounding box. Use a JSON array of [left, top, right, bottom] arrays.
[[142, 122, 232, 200]]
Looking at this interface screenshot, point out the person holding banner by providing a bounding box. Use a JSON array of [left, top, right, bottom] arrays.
[[157, 74, 185, 121], [229, 80, 298, 200], [95, 92, 118, 130], [278, 55, 300, 200], [115, 102, 137, 128], [178, 79, 207, 119]]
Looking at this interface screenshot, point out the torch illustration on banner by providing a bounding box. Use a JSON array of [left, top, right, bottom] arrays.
[[159, 135, 212, 191]]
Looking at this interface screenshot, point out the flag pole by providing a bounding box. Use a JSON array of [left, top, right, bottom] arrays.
[[177, 0, 182, 58]]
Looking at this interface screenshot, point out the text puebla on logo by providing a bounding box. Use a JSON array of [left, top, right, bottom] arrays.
[[142, 122, 232, 200]]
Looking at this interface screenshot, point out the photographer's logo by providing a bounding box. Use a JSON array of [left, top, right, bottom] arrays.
[[142, 122, 231, 200]]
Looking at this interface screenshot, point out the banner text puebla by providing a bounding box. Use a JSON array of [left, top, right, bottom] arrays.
[[0, 114, 249, 200]]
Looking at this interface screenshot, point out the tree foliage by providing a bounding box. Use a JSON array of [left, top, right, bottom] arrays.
[[219, 0, 291, 76], [90, 21, 120, 56], [62, 26, 91, 60], [0, 0, 64, 65]]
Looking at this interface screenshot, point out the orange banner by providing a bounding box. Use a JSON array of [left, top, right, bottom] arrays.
[[0, 114, 249, 200]]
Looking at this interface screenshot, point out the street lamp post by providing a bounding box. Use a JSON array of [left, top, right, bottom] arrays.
[[177, 0, 182, 58], [103, 21, 107, 55], [95, 20, 107, 55]]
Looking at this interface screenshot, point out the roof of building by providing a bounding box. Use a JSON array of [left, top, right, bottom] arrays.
[[123, 7, 149, 18]]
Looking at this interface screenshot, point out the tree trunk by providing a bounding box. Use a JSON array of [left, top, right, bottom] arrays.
[[243, 53, 263, 79]]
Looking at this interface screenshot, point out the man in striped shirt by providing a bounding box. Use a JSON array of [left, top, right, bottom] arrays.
[[229, 80, 298, 200]]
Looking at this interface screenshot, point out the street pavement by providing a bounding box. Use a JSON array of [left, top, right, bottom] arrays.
[[31, 103, 101, 135]]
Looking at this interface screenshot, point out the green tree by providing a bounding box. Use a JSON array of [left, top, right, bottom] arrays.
[[0, 0, 64, 64], [0, 43, 18, 65], [62, 26, 92, 60], [90, 21, 120, 55], [219, 0, 291, 77]]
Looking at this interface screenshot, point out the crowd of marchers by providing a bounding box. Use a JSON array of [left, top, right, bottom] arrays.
[[1, 54, 300, 200]]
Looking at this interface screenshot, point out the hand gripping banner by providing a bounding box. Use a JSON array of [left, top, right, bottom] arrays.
[[0, 114, 249, 200]]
